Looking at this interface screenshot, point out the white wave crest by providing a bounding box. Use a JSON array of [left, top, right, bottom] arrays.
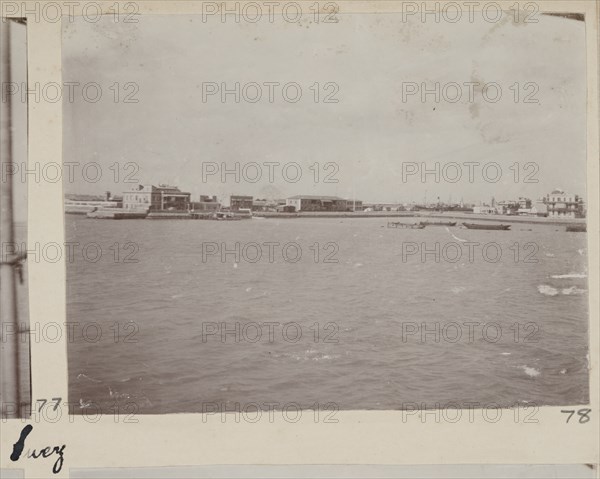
[[561, 286, 586, 295], [521, 365, 541, 377], [77, 373, 102, 383], [551, 273, 587, 279], [538, 285, 558, 296]]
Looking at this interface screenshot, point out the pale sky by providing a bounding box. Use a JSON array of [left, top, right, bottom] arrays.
[[62, 12, 587, 205]]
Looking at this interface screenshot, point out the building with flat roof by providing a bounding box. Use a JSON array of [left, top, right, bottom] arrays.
[[123, 184, 191, 212], [495, 198, 531, 215], [518, 197, 532, 209], [473, 206, 497, 215], [191, 195, 220, 213], [252, 198, 290, 211], [363, 202, 403, 212], [496, 200, 518, 215], [230, 195, 253, 211], [518, 202, 548, 216], [346, 199, 363, 211], [252, 199, 269, 211], [286, 195, 349, 212]]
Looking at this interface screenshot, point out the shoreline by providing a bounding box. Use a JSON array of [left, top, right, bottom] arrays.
[[66, 210, 586, 226], [252, 211, 586, 226]]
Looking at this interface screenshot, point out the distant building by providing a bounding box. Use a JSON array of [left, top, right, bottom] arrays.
[[277, 205, 297, 213], [230, 195, 253, 211], [64, 200, 113, 214], [496, 198, 530, 215], [532, 201, 548, 216], [386, 204, 400, 211], [123, 184, 191, 212], [543, 189, 585, 218], [473, 206, 497, 215], [346, 200, 363, 211], [496, 200, 518, 215], [286, 195, 347, 212], [364, 203, 405, 212], [518, 202, 548, 217], [191, 195, 220, 213], [518, 197, 532, 209], [64, 191, 122, 214], [252, 199, 269, 212]]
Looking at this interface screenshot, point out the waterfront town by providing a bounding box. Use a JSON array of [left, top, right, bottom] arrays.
[[64, 184, 587, 222]]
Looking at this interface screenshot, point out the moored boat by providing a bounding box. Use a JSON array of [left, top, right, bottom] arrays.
[[462, 222, 511, 230], [212, 211, 242, 220], [418, 221, 457, 227], [566, 224, 586, 232], [387, 222, 426, 229]]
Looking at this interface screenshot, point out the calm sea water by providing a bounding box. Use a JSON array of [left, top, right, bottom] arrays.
[[66, 216, 589, 413]]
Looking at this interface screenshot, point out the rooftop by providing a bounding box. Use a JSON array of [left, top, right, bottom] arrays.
[[288, 195, 346, 200], [128, 184, 189, 194]]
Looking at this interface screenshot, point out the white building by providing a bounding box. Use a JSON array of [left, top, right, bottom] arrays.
[[123, 185, 191, 212], [543, 189, 584, 218], [286, 195, 348, 212], [473, 206, 497, 215]]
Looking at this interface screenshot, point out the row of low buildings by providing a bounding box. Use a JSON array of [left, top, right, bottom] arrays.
[[229, 195, 365, 212], [122, 189, 366, 213], [110, 188, 366, 214], [65, 186, 216, 214], [474, 189, 586, 218], [66, 185, 586, 218], [227, 195, 366, 213]]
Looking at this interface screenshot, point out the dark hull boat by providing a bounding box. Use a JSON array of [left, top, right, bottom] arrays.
[[419, 221, 457, 227], [566, 224, 586, 232], [462, 222, 511, 230], [387, 222, 426, 229]]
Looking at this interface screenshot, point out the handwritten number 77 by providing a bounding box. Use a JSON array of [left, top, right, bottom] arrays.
[[37, 398, 62, 412]]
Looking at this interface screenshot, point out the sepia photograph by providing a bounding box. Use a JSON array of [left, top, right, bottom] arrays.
[[1, 17, 30, 419], [0, 1, 597, 477], [60, 8, 591, 417]]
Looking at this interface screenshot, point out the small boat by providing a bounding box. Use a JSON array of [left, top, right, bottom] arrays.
[[213, 211, 242, 221], [418, 221, 457, 227], [462, 222, 511, 230], [387, 222, 426, 229], [566, 224, 586, 232]]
